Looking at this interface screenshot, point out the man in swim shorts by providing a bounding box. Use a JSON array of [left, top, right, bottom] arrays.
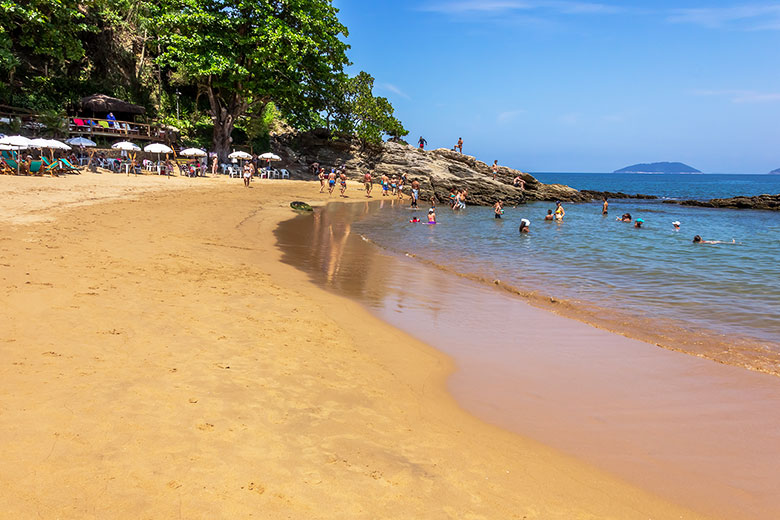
[[339, 171, 347, 197], [410, 179, 420, 208], [327, 169, 337, 195], [418, 136, 427, 149], [364, 171, 373, 197], [494, 200, 503, 219], [381, 174, 389, 196], [492, 160, 499, 180], [457, 137, 463, 153]]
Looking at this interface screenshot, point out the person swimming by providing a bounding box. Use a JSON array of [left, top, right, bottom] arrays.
[[518, 218, 530, 233], [554, 201, 565, 221], [428, 207, 437, 223], [618, 213, 632, 222], [672, 221, 681, 230], [634, 218, 644, 228], [544, 209, 554, 221], [693, 235, 736, 244]]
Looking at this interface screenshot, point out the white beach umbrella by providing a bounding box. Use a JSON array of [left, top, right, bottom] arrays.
[[180, 147, 207, 157], [46, 139, 71, 150], [112, 141, 141, 151], [28, 138, 52, 149], [228, 150, 252, 160], [258, 152, 282, 161], [0, 135, 33, 148], [144, 143, 173, 154], [65, 136, 96, 147]]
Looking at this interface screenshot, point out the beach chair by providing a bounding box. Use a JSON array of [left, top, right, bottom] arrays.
[[59, 158, 81, 174], [29, 160, 44, 175], [41, 157, 60, 176], [5, 157, 19, 174], [280, 168, 290, 179], [0, 159, 13, 175]]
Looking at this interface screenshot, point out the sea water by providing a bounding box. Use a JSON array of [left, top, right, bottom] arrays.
[[351, 174, 780, 352]]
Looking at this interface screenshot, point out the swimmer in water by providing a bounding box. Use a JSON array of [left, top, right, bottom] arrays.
[[602, 197, 608, 215], [544, 209, 554, 221], [554, 201, 565, 221], [672, 221, 680, 231], [618, 212, 632, 222], [494, 200, 504, 219], [518, 218, 530, 233], [428, 207, 436, 223], [634, 218, 644, 228], [693, 235, 736, 244]]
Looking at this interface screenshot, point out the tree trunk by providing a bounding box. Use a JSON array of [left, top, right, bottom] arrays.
[[212, 113, 234, 164], [205, 80, 246, 163]]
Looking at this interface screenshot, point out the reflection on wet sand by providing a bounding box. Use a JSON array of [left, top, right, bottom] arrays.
[[275, 201, 780, 520]]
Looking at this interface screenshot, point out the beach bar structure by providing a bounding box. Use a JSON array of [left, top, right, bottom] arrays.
[[0, 94, 177, 144]]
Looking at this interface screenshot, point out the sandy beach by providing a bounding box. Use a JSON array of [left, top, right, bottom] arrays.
[[0, 173, 708, 519]]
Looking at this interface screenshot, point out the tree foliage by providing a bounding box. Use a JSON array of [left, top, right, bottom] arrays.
[[0, 0, 406, 156], [330, 71, 407, 143]]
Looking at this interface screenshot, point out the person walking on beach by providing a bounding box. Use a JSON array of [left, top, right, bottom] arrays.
[[364, 171, 373, 197], [390, 175, 398, 197], [242, 162, 252, 187], [494, 200, 504, 219], [602, 197, 609, 215], [381, 174, 389, 196], [318, 168, 326, 193], [492, 160, 499, 180], [457, 137, 463, 153], [327, 169, 337, 195], [554, 201, 565, 221], [339, 171, 348, 197], [411, 179, 420, 208], [418, 136, 427, 150]]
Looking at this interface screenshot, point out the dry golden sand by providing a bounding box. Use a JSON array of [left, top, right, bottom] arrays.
[[0, 174, 707, 519]]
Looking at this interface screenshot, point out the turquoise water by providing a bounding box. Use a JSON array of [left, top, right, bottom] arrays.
[[353, 174, 780, 348]]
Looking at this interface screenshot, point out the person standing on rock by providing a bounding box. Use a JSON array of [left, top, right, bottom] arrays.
[[457, 137, 463, 153], [418, 136, 427, 150], [492, 160, 499, 180]]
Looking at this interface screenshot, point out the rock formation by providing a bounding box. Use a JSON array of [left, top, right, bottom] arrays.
[[663, 194, 780, 211], [273, 131, 591, 205]]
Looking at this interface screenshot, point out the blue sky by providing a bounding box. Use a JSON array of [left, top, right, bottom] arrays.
[[333, 1, 780, 173]]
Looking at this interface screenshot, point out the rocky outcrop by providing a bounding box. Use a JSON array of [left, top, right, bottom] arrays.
[[662, 194, 780, 211], [580, 190, 658, 200], [272, 131, 589, 205]]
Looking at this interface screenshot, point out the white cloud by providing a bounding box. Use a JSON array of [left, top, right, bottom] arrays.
[[419, 0, 623, 16], [668, 5, 780, 30], [693, 89, 780, 103], [377, 83, 411, 100], [497, 109, 526, 122]]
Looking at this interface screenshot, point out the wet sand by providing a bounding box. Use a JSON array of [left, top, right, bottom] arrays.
[[0, 176, 705, 518], [276, 200, 780, 520]]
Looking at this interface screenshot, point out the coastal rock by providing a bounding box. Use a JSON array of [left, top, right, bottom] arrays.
[[663, 194, 780, 211], [580, 190, 658, 200], [272, 131, 590, 205]]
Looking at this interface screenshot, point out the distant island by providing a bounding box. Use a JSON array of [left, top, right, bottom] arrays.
[[769, 168, 780, 175], [613, 162, 702, 174]]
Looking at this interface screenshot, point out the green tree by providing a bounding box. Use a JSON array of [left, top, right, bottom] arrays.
[[153, 0, 350, 161], [330, 71, 407, 143]]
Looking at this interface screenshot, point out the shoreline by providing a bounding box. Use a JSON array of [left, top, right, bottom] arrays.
[[276, 198, 780, 520], [0, 175, 707, 518]]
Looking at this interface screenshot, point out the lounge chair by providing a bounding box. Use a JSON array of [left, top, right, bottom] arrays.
[[279, 168, 290, 179], [41, 157, 60, 176], [0, 159, 13, 175], [59, 158, 81, 174], [29, 160, 44, 175]]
